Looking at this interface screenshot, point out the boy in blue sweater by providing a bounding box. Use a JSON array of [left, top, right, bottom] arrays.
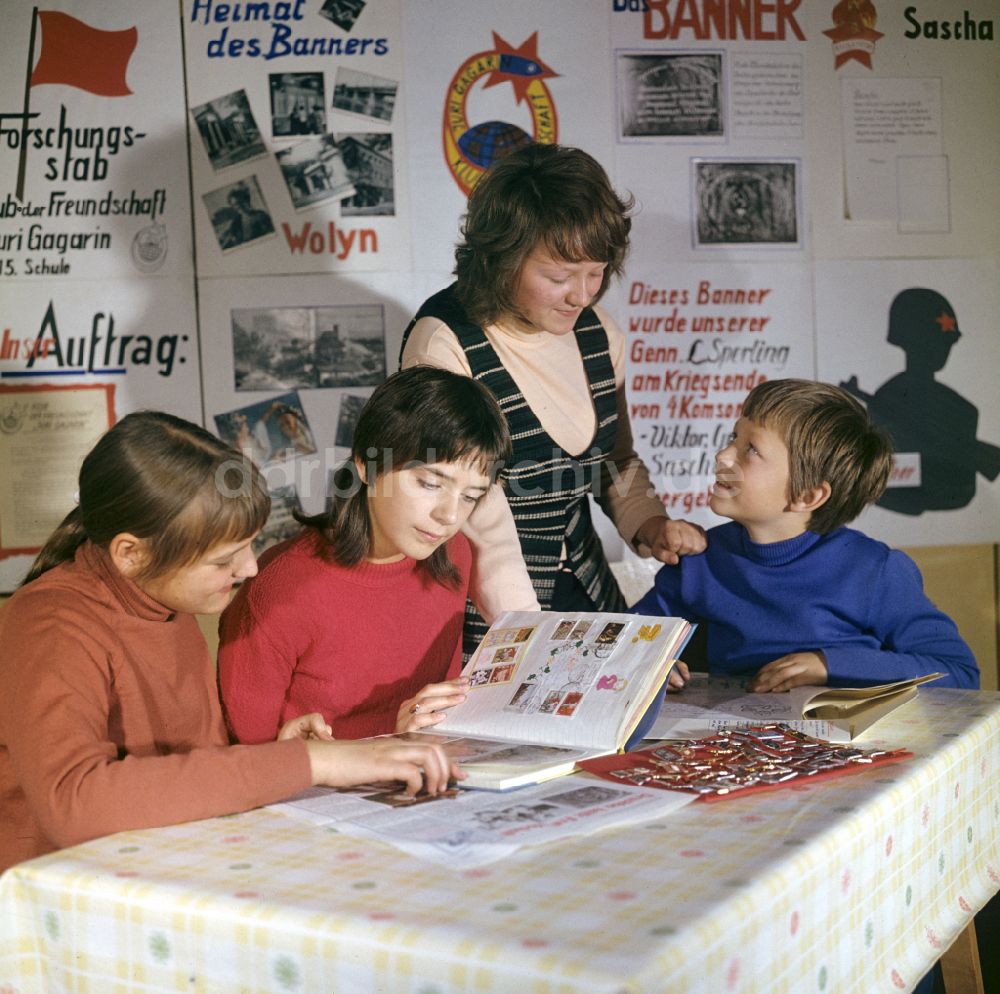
[[633, 378, 978, 692]]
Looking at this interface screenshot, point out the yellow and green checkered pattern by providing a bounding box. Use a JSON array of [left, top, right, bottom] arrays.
[[2, 687, 998, 993]]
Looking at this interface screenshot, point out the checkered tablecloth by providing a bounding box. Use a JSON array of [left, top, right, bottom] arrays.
[[2, 686, 998, 994]]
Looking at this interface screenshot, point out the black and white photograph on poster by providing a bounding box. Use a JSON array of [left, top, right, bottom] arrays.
[[335, 394, 367, 447], [312, 304, 385, 387], [190, 89, 267, 171], [331, 66, 397, 123], [232, 304, 385, 391], [693, 160, 799, 247], [269, 72, 326, 137], [253, 485, 303, 555], [617, 52, 724, 139], [214, 392, 317, 467], [318, 0, 367, 32], [203, 177, 275, 251], [276, 136, 356, 211], [337, 134, 394, 216]]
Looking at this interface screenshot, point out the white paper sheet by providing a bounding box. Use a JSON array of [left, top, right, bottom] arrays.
[[273, 775, 695, 867]]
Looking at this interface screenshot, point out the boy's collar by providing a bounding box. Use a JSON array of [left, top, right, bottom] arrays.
[[738, 526, 824, 566]]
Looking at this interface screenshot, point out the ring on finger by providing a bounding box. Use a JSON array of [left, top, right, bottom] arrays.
[[409, 703, 421, 714]]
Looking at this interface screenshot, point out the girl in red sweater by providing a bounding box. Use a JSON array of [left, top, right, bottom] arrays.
[[0, 411, 460, 873], [218, 366, 513, 743]]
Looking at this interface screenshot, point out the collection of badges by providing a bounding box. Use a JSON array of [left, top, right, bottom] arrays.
[[579, 724, 912, 802]]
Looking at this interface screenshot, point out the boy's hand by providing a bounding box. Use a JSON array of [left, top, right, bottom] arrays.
[[667, 660, 690, 692], [636, 516, 707, 565], [748, 652, 828, 693], [396, 678, 469, 733]]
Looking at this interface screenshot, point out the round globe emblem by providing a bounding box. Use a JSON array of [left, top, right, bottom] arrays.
[[457, 120, 534, 170], [443, 32, 559, 196]]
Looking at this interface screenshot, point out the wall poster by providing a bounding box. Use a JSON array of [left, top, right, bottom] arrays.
[[0, 3, 196, 589], [1, 0, 998, 590]]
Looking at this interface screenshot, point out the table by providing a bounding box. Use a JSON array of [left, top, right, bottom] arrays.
[[2, 686, 998, 994]]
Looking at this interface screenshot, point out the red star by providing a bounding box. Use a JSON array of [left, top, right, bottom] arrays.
[[935, 311, 957, 333], [482, 31, 559, 105], [822, 22, 884, 69]]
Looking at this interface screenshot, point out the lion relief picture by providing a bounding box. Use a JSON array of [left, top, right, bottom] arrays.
[[693, 160, 799, 247]]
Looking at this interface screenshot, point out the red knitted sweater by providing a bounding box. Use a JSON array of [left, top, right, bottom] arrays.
[[218, 529, 469, 742]]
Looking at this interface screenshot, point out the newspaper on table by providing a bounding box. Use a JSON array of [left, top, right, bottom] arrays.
[[272, 775, 695, 867]]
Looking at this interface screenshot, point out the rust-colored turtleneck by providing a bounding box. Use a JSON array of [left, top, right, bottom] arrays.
[[0, 542, 310, 873]]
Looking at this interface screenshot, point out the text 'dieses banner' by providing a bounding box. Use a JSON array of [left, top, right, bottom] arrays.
[[624, 262, 815, 526]]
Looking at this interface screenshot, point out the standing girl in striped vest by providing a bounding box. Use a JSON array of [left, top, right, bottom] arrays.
[[401, 143, 705, 659]]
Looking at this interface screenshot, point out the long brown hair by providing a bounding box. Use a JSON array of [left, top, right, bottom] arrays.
[[23, 411, 270, 585], [297, 367, 511, 586], [454, 143, 634, 327]]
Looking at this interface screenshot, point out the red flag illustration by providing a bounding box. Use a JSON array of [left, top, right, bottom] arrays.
[[30, 10, 136, 97]]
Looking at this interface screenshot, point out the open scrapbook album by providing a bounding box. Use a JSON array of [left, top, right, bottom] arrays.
[[401, 610, 693, 790]]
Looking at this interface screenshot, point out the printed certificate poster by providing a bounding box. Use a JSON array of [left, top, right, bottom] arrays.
[[0, 2, 191, 280], [183, 0, 410, 277], [0, 276, 201, 585], [402, 0, 615, 276], [623, 261, 815, 528], [198, 270, 443, 514], [0, 384, 112, 574], [815, 258, 1000, 546]]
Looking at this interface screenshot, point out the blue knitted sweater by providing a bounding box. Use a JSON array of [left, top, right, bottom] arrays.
[[632, 522, 978, 688]]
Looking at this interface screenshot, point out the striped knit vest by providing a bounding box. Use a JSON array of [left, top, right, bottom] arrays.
[[401, 285, 626, 658]]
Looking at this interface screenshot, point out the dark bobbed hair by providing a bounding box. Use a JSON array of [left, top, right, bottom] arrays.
[[741, 379, 894, 534], [454, 143, 634, 327], [23, 411, 270, 586], [298, 366, 512, 586]]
